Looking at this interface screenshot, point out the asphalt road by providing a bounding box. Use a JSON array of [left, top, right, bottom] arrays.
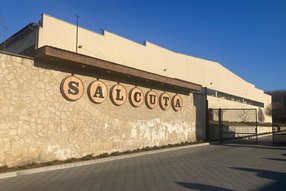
[[0, 136, 286, 191]]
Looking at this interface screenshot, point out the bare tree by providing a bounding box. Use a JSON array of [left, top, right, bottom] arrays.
[[258, 108, 265, 122], [238, 110, 250, 122], [265, 104, 272, 116]]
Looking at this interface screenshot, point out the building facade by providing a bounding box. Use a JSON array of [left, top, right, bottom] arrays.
[[0, 14, 271, 167]]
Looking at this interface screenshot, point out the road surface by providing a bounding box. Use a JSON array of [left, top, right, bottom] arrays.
[[0, 136, 285, 191]]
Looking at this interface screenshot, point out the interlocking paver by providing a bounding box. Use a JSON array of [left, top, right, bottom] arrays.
[[0, 136, 285, 191]]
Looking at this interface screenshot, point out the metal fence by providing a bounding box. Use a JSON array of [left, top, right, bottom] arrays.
[[208, 108, 258, 143], [272, 126, 286, 144]]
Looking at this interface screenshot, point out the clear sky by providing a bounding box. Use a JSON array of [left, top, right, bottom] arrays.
[[0, 0, 285, 91]]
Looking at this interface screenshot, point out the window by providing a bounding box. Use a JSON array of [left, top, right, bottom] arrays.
[[207, 89, 217, 97], [206, 88, 264, 107]]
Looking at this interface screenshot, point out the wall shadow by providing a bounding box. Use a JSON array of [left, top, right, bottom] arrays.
[[231, 167, 286, 190], [176, 182, 234, 191], [273, 131, 286, 145], [193, 93, 206, 141], [216, 143, 286, 151], [207, 123, 259, 144]]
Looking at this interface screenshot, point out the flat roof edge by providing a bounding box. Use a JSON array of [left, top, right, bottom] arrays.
[[34, 46, 202, 91], [0, 50, 34, 60]]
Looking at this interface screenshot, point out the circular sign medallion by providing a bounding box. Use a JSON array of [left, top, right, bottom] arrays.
[[172, 95, 183, 112], [87, 80, 108, 104], [159, 93, 171, 110], [110, 84, 127, 106], [145, 90, 158, 109], [129, 87, 144, 107], [60, 76, 84, 101]]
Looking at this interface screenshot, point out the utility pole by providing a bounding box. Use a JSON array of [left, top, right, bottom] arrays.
[[76, 15, 79, 53]]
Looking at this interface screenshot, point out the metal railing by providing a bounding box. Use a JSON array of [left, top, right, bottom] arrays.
[[208, 108, 258, 143], [272, 126, 286, 144]]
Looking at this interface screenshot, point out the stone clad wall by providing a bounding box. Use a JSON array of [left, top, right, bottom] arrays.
[[0, 52, 203, 167]]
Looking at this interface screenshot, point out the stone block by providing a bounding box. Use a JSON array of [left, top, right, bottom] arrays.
[[8, 129, 17, 136], [0, 90, 5, 99], [3, 138, 11, 151], [5, 73, 14, 81], [0, 123, 9, 130]]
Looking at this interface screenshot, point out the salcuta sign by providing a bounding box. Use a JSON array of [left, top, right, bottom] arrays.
[[60, 76, 183, 111]]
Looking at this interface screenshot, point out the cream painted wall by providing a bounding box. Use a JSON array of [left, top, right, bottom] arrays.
[[37, 14, 271, 122], [208, 96, 272, 122]]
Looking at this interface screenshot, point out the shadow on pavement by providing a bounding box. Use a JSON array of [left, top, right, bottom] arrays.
[[176, 182, 234, 191], [231, 167, 286, 191], [263, 158, 286, 162], [211, 142, 286, 151], [211, 135, 286, 151]]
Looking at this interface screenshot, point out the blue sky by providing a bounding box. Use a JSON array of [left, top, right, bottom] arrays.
[[0, 0, 285, 91]]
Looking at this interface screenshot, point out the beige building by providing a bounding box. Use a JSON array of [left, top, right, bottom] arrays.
[[0, 14, 271, 167]]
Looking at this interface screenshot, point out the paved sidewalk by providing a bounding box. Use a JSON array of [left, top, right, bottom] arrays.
[[0, 135, 285, 191], [0, 142, 210, 180]]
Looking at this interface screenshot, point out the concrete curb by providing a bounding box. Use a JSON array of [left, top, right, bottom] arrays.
[[0, 142, 210, 180], [257, 133, 273, 138]]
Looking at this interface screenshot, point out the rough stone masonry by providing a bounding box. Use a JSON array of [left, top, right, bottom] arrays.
[[0, 52, 205, 167]]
